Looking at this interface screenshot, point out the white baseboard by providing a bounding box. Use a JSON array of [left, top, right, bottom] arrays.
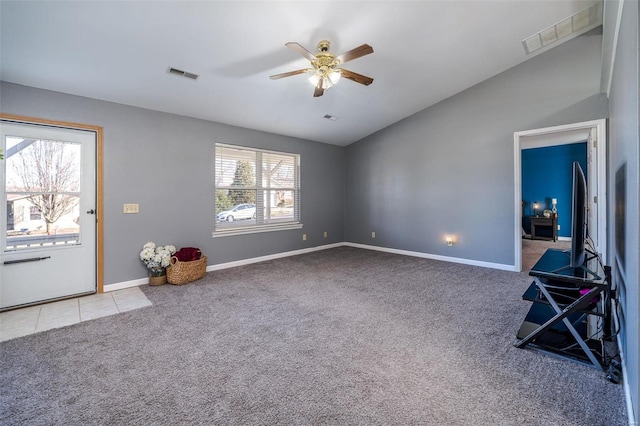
[[104, 241, 519, 291], [344, 242, 518, 272], [103, 243, 344, 292], [103, 278, 148, 293], [523, 236, 571, 242], [205, 243, 344, 272], [616, 322, 637, 425]]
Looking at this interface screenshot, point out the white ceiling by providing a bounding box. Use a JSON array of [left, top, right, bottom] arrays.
[[0, 1, 602, 146]]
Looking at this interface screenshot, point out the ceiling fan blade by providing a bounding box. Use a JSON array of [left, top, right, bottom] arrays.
[[339, 69, 374, 86], [335, 44, 374, 64], [269, 69, 313, 80], [285, 42, 316, 61], [313, 80, 324, 97]]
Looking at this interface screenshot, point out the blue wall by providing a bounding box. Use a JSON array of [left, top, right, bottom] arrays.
[[521, 142, 587, 237]]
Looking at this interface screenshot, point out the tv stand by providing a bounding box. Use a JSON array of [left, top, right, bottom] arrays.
[[551, 248, 602, 280], [515, 248, 610, 370]]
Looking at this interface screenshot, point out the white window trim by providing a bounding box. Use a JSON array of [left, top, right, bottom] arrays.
[[213, 143, 301, 237]]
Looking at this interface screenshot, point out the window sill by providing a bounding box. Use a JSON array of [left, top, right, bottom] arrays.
[[212, 222, 303, 237]]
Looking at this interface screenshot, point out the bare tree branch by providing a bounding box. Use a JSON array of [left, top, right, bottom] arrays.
[[11, 139, 80, 234]]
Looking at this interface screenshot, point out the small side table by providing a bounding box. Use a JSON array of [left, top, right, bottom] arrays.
[[531, 215, 558, 241]]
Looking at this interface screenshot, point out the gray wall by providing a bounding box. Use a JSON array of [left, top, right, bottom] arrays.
[[607, 0, 639, 419], [344, 29, 607, 267], [0, 13, 638, 422], [0, 82, 345, 284]]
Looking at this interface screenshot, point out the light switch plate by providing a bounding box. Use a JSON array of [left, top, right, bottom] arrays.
[[123, 203, 139, 214]]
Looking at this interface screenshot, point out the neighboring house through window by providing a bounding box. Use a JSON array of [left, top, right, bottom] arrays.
[[214, 143, 301, 235], [29, 205, 42, 220]]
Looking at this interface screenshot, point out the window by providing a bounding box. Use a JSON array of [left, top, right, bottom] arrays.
[[29, 205, 42, 221], [214, 143, 301, 235]]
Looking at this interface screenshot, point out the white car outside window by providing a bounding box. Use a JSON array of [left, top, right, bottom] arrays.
[[216, 204, 256, 222]]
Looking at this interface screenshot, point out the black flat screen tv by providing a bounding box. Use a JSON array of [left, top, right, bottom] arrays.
[[570, 161, 588, 268]]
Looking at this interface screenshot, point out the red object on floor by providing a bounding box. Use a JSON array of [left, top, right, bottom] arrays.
[[173, 247, 201, 261]]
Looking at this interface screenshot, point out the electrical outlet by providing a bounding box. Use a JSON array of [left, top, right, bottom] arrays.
[[323, 231, 328, 238], [302, 233, 307, 241], [557, 225, 560, 230], [371, 231, 376, 238], [123, 203, 139, 214]]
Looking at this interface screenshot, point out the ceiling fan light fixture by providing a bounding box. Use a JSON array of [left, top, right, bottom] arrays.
[[308, 73, 321, 87], [328, 69, 341, 85], [271, 40, 373, 97], [308, 68, 341, 90], [321, 78, 334, 90]]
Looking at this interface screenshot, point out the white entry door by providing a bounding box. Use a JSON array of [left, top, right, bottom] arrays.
[[0, 121, 97, 310]]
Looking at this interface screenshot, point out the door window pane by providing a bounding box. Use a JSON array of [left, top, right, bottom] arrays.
[[4, 136, 82, 251]]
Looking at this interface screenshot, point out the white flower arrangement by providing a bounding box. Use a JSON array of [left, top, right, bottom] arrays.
[[139, 242, 177, 275]]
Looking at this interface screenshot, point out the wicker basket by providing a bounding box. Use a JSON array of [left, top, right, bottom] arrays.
[[167, 255, 207, 285], [148, 274, 167, 286]]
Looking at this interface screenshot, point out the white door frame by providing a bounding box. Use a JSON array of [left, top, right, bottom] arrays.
[[0, 113, 104, 293], [513, 119, 607, 271]]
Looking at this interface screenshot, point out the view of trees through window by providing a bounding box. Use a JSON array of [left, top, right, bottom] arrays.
[[4, 136, 81, 250], [216, 160, 256, 211], [214, 144, 300, 232]]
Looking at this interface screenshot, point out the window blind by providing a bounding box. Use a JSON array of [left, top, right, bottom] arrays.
[[214, 143, 300, 234]]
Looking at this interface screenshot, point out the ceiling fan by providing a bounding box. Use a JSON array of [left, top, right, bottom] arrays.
[[269, 40, 374, 97]]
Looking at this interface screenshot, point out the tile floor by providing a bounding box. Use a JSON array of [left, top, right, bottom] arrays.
[[0, 287, 152, 342]]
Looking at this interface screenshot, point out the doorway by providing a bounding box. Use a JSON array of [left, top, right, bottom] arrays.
[[513, 119, 607, 272], [0, 116, 103, 311]]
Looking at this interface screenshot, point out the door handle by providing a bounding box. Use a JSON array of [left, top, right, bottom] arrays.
[[4, 256, 51, 265], [86, 209, 96, 215]]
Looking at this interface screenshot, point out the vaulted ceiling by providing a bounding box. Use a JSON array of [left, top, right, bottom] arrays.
[[0, 1, 602, 146]]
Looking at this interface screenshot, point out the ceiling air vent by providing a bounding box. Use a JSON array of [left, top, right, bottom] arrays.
[[522, 4, 601, 55], [168, 67, 199, 80]]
